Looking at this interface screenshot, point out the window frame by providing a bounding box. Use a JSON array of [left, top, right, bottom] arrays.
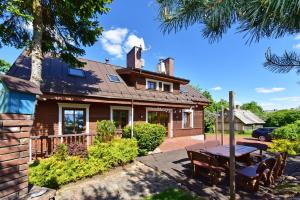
[[146, 79, 159, 90], [110, 106, 132, 129], [112, 109, 129, 129], [62, 108, 86, 134], [107, 74, 121, 83], [182, 109, 194, 129], [58, 103, 90, 135], [146, 78, 173, 92], [68, 68, 85, 77]]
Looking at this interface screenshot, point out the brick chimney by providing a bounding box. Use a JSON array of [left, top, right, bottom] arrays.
[[127, 46, 143, 69], [163, 57, 174, 76]]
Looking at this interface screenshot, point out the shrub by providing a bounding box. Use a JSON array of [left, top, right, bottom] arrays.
[[268, 139, 300, 155], [67, 143, 88, 158], [265, 109, 300, 127], [53, 144, 68, 161], [88, 138, 138, 167], [271, 120, 300, 141], [29, 138, 138, 189], [123, 122, 166, 155], [95, 120, 116, 143]]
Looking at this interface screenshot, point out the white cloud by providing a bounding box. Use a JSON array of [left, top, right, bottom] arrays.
[[124, 34, 147, 52], [271, 96, 300, 102], [211, 86, 222, 91], [100, 28, 128, 58], [102, 28, 128, 44], [100, 28, 149, 59], [293, 44, 300, 49], [295, 34, 300, 40], [255, 87, 285, 94], [22, 21, 33, 32]]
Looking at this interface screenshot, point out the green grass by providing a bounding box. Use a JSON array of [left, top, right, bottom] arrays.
[[144, 188, 204, 200], [207, 130, 253, 137]]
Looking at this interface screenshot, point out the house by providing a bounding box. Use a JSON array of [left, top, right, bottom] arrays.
[[217, 106, 265, 132], [5, 46, 209, 141]]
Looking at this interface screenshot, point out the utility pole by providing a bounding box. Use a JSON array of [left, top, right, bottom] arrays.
[[229, 91, 236, 200], [221, 105, 224, 146]]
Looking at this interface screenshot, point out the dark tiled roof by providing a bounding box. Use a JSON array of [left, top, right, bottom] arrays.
[[7, 51, 209, 105], [0, 74, 42, 95]]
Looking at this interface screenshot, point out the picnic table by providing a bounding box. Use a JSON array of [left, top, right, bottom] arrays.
[[205, 144, 257, 158]]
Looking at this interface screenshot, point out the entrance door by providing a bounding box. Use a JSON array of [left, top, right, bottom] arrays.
[[148, 111, 170, 135]]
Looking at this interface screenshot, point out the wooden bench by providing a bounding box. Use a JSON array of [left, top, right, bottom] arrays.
[[236, 161, 267, 192], [187, 150, 225, 185]]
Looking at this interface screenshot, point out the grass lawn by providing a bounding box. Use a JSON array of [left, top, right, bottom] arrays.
[[144, 188, 204, 200], [210, 131, 253, 137]]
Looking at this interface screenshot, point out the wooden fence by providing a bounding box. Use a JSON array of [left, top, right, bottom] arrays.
[[29, 133, 97, 161]]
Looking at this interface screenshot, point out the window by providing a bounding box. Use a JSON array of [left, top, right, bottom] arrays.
[[68, 68, 85, 77], [63, 108, 85, 134], [108, 74, 120, 82], [180, 87, 188, 93], [113, 110, 129, 129], [163, 84, 171, 92], [147, 81, 157, 90], [182, 109, 193, 128], [148, 111, 169, 128]]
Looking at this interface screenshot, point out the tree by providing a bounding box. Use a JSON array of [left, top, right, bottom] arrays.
[[157, 0, 300, 75], [0, 0, 112, 86], [241, 101, 265, 119], [265, 109, 300, 127], [191, 85, 229, 133], [0, 59, 10, 73]]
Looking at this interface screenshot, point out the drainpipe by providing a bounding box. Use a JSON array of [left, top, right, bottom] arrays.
[[131, 99, 134, 138]]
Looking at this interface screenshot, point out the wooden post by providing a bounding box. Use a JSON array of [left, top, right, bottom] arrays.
[[229, 91, 236, 200], [131, 99, 134, 138], [215, 110, 218, 141], [221, 105, 224, 145]]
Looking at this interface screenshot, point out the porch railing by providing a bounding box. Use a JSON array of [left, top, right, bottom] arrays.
[[29, 133, 96, 161]]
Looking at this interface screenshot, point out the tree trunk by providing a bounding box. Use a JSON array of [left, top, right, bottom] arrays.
[[30, 0, 43, 87]]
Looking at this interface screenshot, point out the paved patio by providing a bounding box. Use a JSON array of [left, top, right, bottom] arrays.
[[158, 134, 269, 152], [55, 162, 181, 200], [138, 149, 300, 200]]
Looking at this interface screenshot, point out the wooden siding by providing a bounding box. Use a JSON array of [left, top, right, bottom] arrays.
[[31, 100, 204, 137]]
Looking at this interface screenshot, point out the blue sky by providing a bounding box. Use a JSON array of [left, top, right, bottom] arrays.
[[1, 0, 300, 110]]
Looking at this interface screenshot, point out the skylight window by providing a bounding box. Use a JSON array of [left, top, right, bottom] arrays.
[[68, 68, 85, 77], [180, 87, 188, 93], [108, 74, 120, 83]]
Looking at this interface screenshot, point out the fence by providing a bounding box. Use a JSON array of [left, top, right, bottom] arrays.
[[29, 133, 97, 160]]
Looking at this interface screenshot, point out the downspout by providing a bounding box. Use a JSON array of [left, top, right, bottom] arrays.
[[131, 99, 134, 138]]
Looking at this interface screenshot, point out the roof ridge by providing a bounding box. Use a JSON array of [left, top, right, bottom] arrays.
[[78, 57, 125, 69]]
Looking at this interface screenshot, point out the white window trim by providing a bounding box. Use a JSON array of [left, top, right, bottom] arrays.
[[182, 108, 194, 129], [110, 106, 133, 127], [146, 107, 173, 138], [146, 78, 173, 93], [146, 78, 159, 91], [58, 103, 90, 135], [162, 82, 173, 92]]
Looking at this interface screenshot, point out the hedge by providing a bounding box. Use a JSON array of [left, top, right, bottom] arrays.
[[29, 138, 138, 189], [123, 122, 166, 155], [271, 120, 300, 141]]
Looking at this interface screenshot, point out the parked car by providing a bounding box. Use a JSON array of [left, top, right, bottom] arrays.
[[252, 127, 277, 141]]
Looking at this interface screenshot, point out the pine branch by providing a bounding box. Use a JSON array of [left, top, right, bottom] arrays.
[[264, 48, 300, 74]]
